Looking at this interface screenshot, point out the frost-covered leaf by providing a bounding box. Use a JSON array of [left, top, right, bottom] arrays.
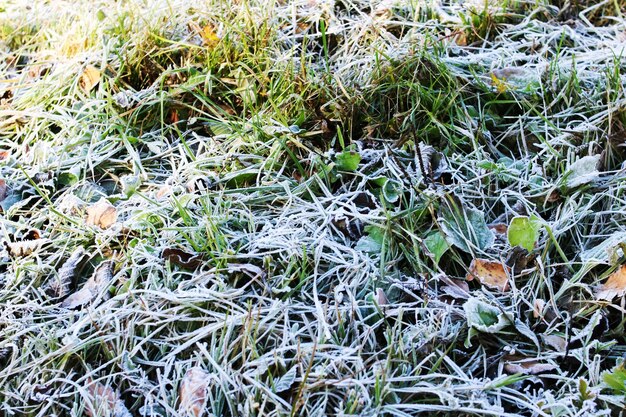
[[4, 237, 49, 257], [86, 198, 117, 229], [503, 359, 557, 375], [565, 155, 601, 188], [440, 201, 494, 253], [355, 225, 384, 253], [85, 378, 131, 417], [382, 178, 402, 203], [45, 247, 85, 298], [597, 264, 626, 301], [61, 261, 113, 309], [464, 297, 512, 333], [580, 232, 626, 265], [179, 368, 211, 417], [274, 366, 297, 393]]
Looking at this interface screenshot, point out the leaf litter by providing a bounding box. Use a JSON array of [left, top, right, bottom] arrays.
[[1, 0, 626, 416]]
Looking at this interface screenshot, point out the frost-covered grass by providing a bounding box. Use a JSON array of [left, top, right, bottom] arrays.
[[2, 0, 626, 415]]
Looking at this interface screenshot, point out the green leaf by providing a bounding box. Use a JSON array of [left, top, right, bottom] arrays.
[[382, 178, 402, 203], [464, 297, 513, 334], [508, 215, 542, 252], [424, 231, 449, 265], [335, 150, 361, 171], [440, 200, 494, 253], [602, 364, 626, 394], [356, 225, 385, 253]]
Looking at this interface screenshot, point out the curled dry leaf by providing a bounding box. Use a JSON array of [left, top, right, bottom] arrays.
[[155, 185, 171, 200], [542, 334, 567, 352], [61, 261, 113, 309], [4, 238, 49, 257], [179, 368, 211, 417], [466, 258, 510, 292], [597, 265, 626, 300], [503, 358, 558, 375], [79, 65, 101, 93], [85, 378, 132, 417], [438, 274, 470, 300], [374, 288, 389, 306], [162, 248, 204, 270], [533, 298, 546, 319], [86, 198, 117, 229], [488, 223, 508, 235], [45, 247, 85, 298]]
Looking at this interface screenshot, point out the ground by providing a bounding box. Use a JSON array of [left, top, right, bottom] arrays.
[[1, 0, 626, 416]]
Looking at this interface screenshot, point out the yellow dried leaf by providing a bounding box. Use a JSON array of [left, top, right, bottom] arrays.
[[86, 198, 117, 229], [597, 264, 626, 300], [490, 73, 508, 94], [179, 368, 211, 417], [79, 65, 101, 93], [200, 25, 220, 47], [466, 258, 510, 292]]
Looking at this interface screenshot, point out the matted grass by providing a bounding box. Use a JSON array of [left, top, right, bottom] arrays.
[[2, 0, 626, 415]]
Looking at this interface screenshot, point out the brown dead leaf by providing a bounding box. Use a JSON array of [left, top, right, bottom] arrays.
[[0, 178, 6, 202], [155, 185, 171, 200], [61, 261, 113, 309], [162, 248, 204, 270], [488, 223, 508, 235], [466, 258, 510, 292], [0, 150, 9, 161], [4, 238, 49, 257], [503, 358, 558, 375], [597, 264, 626, 300], [533, 298, 546, 319], [438, 274, 470, 300], [45, 247, 85, 298], [79, 65, 101, 93], [375, 288, 388, 306], [542, 334, 567, 352], [597, 265, 626, 300], [179, 368, 211, 417], [86, 198, 117, 229], [86, 378, 132, 417]]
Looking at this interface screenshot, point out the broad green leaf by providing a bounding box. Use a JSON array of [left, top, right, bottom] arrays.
[[508, 215, 542, 252], [424, 231, 449, 265], [356, 225, 384, 253], [335, 150, 361, 172], [382, 178, 402, 203], [464, 297, 513, 334], [440, 201, 494, 253], [602, 364, 626, 394]]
